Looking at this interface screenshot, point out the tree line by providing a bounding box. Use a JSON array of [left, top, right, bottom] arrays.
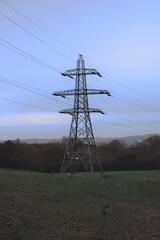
[[0, 135, 160, 173], [99, 135, 160, 171]]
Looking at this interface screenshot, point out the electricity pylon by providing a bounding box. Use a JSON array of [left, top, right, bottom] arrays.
[[53, 54, 111, 174]]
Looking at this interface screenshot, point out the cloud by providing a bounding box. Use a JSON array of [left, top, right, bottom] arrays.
[[0, 113, 70, 126]]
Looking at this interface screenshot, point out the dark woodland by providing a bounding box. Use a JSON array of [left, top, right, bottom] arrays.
[[0, 135, 160, 173]]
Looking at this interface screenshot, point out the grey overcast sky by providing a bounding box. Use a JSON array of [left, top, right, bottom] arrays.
[[0, 0, 160, 140]]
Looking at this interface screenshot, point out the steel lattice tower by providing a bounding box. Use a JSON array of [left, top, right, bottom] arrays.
[[53, 54, 111, 174]]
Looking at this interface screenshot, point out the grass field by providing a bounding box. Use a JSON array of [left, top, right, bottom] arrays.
[[0, 168, 160, 240]]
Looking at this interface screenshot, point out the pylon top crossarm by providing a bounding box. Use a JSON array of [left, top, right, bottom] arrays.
[[62, 68, 102, 78], [53, 89, 111, 97]]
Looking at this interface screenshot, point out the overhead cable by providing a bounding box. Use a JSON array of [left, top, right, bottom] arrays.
[[0, 39, 61, 73], [0, 0, 80, 55], [0, 76, 73, 106], [0, 11, 75, 63], [1, 1, 158, 104], [0, 96, 54, 112]]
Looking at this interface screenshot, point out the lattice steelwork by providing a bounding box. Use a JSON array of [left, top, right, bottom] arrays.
[[53, 54, 111, 174]]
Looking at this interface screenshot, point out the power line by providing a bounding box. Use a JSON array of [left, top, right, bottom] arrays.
[[100, 94, 159, 124], [2, 38, 158, 116], [0, 39, 73, 106], [0, 77, 56, 101], [110, 113, 159, 131], [0, 0, 80, 55], [103, 76, 160, 102], [4, 76, 154, 134], [1, 1, 159, 137], [94, 114, 158, 134], [0, 39, 61, 73], [0, 76, 53, 95], [1, 1, 158, 105], [113, 94, 160, 114], [109, 115, 158, 134], [1, 0, 158, 104], [92, 100, 160, 132], [84, 55, 160, 101], [0, 11, 75, 63], [0, 69, 159, 129], [0, 96, 54, 112], [88, 80, 160, 114], [0, 75, 73, 107], [0, 41, 41, 66], [89, 74, 160, 108]]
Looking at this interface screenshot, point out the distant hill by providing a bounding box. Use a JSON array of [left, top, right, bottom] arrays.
[[1, 134, 159, 145], [95, 134, 155, 145], [22, 138, 60, 144], [22, 134, 158, 146], [119, 134, 155, 145]]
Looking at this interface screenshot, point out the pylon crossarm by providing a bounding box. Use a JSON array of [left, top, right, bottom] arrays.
[[87, 89, 111, 96], [60, 108, 105, 114], [62, 68, 102, 77], [60, 109, 73, 115], [90, 109, 105, 114], [53, 89, 75, 97], [53, 89, 111, 97]]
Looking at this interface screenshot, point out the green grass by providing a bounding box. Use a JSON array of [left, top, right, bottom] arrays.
[[0, 168, 160, 240]]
